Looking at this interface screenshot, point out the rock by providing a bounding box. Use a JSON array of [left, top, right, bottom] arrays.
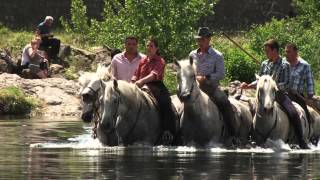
[[58, 44, 71, 60], [94, 47, 112, 65], [71, 46, 96, 60], [49, 64, 64, 75], [0, 73, 81, 117], [0, 51, 17, 74]]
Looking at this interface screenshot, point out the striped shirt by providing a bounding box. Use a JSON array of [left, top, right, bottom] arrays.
[[256, 58, 290, 92], [189, 47, 225, 86], [288, 58, 315, 97]]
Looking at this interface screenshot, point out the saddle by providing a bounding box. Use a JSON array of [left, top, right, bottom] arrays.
[[141, 86, 159, 109]]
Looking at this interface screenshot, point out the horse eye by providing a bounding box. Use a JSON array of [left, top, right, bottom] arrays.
[[82, 94, 92, 102]]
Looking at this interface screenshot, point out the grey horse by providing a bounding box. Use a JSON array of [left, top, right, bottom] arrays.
[[253, 74, 312, 147], [175, 58, 253, 147], [99, 79, 164, 146], [79, 63, 112, 122]]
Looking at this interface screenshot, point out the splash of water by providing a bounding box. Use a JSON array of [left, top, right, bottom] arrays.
[[30, 127, 320, 154]]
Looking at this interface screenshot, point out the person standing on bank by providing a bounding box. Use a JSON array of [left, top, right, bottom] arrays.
[[241, 39, 310, 149], [189, 27, 238, 144], [36, 16, 61, 59]]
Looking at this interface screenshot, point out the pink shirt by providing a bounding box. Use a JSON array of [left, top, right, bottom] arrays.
[[111, 52, 145, 82]]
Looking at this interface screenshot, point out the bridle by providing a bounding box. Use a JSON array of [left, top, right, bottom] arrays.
[[102, 88, 144, 144], [254, 88, 278, 143], [179, 74, 200, 101], [82, 85, 102, 139]]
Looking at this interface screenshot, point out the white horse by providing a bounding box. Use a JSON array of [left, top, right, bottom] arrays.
[[253, 74, 311, 147], [99, 79, 165, 146], [175, 58, 253, 147], [78, 62, 112, 122]]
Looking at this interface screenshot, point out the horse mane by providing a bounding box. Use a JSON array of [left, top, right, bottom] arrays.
[[111, 80, 154, 108], [178, 58, 196, 70]]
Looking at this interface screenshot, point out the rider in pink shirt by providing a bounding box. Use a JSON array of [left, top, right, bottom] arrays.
[[111, 37, 145, 82]]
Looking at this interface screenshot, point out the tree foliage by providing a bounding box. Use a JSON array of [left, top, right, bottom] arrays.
[[62, 0, 217, 61]]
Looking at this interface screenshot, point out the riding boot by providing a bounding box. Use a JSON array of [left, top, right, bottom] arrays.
[[276, 91, 310, 149]]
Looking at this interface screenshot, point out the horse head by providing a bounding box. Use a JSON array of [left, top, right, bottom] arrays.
[[80, 76, 104, 122], [256, 74, 278, 114], [100, 79, 122, 133], [79, 63, 112, 122], [175, 57, 196, 102]]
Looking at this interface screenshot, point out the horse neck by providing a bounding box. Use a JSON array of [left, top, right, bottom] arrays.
[[189, 79, 201, 101], [255, 102, 278, 128], [118, 84, 144, 113]]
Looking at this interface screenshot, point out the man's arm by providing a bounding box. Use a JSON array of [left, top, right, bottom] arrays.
[[241, 62, 265, 89], [277, 63, 290, 92], [36, 25, 53, 38], [208, 55, 225, 83], [306, 64, 315, 98]]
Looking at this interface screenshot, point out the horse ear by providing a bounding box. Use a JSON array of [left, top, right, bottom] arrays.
[[173, 58, 180, 69], [189, 56, 193, 65], [113, 79, 118, 88], [255, 74, 260, 80]]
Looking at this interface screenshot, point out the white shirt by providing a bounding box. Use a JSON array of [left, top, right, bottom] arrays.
[[21, 44, 31, 66], [111, 52, 145, 82]]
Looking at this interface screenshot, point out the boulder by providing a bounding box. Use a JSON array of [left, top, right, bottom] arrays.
[[0, 51, 17, 74], [0, 73, 81, 117]]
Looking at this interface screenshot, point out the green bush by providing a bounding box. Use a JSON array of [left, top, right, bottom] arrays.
[[213, 37, 259, 82], [164, 67, 177, 95], [0, 25, 34, 56], [0, 87, 40, 115], [247, 18, 320, 79], [62, 0, 216, 61], [293, 0, 320, 23]]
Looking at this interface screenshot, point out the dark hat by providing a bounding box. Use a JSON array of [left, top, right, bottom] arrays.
[[194, 27, 212, 39]]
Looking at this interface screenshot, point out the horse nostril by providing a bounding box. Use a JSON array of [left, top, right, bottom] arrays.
[[81, 113, 92, 123], [105, 122, 111, 130]]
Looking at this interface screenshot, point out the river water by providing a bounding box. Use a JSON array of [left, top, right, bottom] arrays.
[[1, 117, 320, 179]]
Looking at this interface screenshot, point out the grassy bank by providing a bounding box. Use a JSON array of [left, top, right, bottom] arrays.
[[0, 86, 40, 115]]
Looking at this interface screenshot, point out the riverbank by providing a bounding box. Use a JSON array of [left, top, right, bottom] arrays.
[[0, 26, 319, 116], [0, 73, 81, 117]]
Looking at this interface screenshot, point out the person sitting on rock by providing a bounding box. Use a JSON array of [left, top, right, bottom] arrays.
[[21, 36, 42, 70], [36, 16, 60, 60], [24, 38, 49, 79]]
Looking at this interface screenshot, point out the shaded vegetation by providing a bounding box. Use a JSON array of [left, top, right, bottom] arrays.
[[0, 86, 40, 115]]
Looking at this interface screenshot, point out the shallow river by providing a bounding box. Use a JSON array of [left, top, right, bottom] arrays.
[[1, 117, 320, 179]]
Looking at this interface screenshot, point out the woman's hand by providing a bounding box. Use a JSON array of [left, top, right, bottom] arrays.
[[135, 80, 144, 88], [196, 75, 207, 85]]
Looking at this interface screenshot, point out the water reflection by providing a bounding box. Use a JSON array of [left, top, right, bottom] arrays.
[[0, 118, 319, 179]]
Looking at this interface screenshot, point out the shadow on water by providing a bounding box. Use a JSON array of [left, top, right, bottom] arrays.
[[0, 117, 320, 179]]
